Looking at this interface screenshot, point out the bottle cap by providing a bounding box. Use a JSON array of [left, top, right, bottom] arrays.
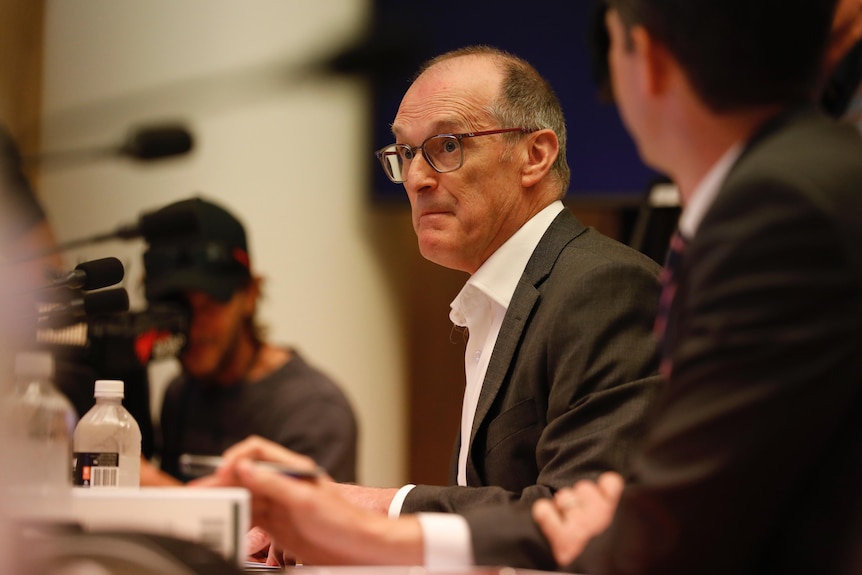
[[94, 379, 125, 399], [15, 350, 55, 379]]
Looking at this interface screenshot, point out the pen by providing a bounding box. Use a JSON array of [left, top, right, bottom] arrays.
[[178, 453, 324, 479]]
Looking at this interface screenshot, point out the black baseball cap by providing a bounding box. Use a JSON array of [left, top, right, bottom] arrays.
[[143, 197, 252, 303]]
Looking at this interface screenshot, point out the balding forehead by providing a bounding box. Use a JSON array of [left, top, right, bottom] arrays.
[[393, 55, 502, 134], [422, 52, 504, 83]]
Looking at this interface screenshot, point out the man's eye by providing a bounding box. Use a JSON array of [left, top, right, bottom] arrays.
[[442, 140, 458, 153]]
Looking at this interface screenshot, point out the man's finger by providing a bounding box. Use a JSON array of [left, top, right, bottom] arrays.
[[553, 487, 581, 512], [237, 459, 319, 506], [533, 498, 563, 528], [597, 471, 625, 502], [533, 498, 587, 567], [245, 526, 271, 556], [222, 436, 319, 474]]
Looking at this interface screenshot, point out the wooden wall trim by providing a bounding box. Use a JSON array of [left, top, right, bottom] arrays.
[[0, 0, 45, 158]]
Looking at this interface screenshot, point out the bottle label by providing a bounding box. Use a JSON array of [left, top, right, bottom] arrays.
[[73, 452, 120, 487]]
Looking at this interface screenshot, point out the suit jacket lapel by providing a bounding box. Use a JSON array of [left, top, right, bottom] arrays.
[[466, 209, 587, 480]]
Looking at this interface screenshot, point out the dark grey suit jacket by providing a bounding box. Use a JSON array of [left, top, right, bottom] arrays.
[[578, 108, 862, 575], [402, 208, 663, 563]]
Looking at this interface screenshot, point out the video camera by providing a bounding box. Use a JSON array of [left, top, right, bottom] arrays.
[[24, 253, 192, 374], [10, 196, 208, 460]]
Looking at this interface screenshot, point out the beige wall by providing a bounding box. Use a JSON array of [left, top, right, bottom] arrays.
[[37, 0, 408, 487]]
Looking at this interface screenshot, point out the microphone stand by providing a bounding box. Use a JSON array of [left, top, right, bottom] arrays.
[[6, 229, 132, 263]]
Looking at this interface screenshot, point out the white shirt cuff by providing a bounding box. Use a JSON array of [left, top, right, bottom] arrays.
[[388, 484, 416, 518], [417, 513, 474, 569]]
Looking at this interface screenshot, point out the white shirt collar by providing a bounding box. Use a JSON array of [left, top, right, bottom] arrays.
[[678, 143, 744, 239], [450, 201, 565, 325]]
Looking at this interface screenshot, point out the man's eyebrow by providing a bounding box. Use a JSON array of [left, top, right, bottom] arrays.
[[391, 119, 466, 141]]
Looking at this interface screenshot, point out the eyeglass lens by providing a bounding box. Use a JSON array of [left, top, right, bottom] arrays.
[[421, 135, 461, 172], [377, 128, 530, 183], [379, 135, 463, 183]]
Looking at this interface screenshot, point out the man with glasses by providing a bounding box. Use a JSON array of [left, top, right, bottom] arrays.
[[212, 45, 663, 567], [138, 196, 358, 486]]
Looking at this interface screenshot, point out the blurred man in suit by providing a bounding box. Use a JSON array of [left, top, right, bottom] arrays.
[[532, 1, 862, 574]]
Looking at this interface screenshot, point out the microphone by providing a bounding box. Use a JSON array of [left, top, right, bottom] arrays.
[[23, 123, 194, 168], [41, 257, 125, 291], [13, 203, 201, 261], [37, 288, 129, 328], [117, 125, 194, 160]]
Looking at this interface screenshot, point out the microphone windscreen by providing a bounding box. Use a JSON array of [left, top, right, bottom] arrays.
[[120, 125, 194, 160], [83, 288, 129, 315], [74, 257, 125, 290]]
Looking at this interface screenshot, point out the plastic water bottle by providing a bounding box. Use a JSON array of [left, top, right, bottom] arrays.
[[2, 350, 78, 518], [73, 379, 141, 488]]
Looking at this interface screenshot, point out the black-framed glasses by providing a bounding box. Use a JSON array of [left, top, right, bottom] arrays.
[[375, 127, 532, 184]]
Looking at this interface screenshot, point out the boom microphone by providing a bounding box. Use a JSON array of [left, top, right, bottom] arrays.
[[118, 125, 194, 160], [13, 203, 201, 261], [23, 123, 194, 168], [40, 257, 125, 291]]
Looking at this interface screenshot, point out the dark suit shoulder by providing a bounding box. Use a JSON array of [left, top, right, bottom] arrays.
[[721, 109, 862, 221], [530, 208, 662, 285], [564, 226, 662, 274], [704, 109, 862, 269]]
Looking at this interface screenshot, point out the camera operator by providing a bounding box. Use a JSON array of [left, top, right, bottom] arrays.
[[140, 197, 358, 485]]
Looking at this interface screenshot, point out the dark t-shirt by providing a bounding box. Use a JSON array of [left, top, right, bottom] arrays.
[[157, 348, 358, 482]]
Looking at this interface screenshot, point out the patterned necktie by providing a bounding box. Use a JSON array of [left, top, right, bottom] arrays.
[[655, 229, 689, 378]]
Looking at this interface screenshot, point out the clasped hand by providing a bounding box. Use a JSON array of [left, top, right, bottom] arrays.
[[532, 471, 624, 567]]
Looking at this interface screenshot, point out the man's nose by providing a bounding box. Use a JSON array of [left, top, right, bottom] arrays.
[[404, 153, 437, 189]]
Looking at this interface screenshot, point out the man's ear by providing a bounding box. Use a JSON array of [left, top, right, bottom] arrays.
[[632, 25, 671, 97], [521, 129, 558, 188]]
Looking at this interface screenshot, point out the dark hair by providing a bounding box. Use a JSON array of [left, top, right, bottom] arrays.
[[588, 0, 614, 103], [416, 45, 571, 198], [606, 0, 839, 112]]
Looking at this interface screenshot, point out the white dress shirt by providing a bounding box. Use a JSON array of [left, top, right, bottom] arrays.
[[843, 81, 862, 133], [678, 143, 743, 239]]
